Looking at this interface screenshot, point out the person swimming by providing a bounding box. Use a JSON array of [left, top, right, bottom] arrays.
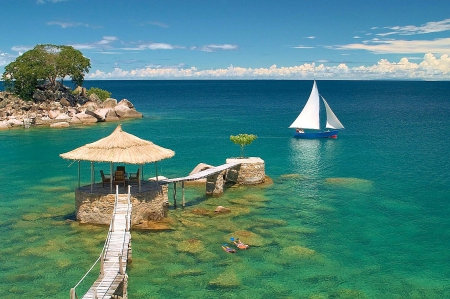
[[231, 237, 249, 250], [222, 244, 236, 253]]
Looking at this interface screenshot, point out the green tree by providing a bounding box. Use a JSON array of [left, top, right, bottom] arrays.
[[86, 87, 112, 101], [2, 44, 91, 100], [230, 134, 258, 158]]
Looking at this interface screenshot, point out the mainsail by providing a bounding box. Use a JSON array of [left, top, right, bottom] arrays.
[[289, 80, 320, 129]]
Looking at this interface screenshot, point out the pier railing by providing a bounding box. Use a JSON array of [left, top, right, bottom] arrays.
[[70, 185, 132, 299]]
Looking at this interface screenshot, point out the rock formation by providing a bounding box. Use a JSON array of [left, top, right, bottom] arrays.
[[0, 83, 143, 130]]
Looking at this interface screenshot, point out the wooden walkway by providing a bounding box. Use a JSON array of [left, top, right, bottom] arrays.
[[159, 162, 241, 184], [71, 187, 132, 299], [159, 162, 241, 208]]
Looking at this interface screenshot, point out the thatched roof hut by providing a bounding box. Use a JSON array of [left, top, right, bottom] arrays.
[[60, 124, 175, 192]]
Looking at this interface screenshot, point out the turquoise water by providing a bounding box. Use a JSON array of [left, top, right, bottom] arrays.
[[1, 80, 449, 298]]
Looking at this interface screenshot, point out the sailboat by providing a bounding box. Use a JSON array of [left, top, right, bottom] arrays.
[[289, 80, 344, 139]]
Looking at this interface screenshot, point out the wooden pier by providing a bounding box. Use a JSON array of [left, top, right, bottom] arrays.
[[159, 162, 241, 207], [70, 186, 132, 299]]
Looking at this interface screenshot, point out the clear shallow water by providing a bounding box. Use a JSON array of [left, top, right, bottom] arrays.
[[1, 80, 449, 298]]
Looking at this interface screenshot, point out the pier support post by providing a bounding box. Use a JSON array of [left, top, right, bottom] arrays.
[[173, 182, 177, 209], [182, 181, 185, 207], [119, 254, 124, 275], [123, 274, 129, 299], [206, 171, 225, 195], [100, 254, 104, 277]]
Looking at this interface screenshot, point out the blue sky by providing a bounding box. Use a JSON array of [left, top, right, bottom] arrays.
[[1, 0, 450, 80]]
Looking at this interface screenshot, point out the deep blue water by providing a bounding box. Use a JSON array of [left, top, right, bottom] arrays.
[[1, 80, 449, 298]]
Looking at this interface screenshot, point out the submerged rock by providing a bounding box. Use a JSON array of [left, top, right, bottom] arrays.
[[325, 177, 373, 192], [209, 269, 241, 288]]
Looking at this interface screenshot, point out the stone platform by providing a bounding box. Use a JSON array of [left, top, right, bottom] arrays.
[[75, 181, 168, 225]]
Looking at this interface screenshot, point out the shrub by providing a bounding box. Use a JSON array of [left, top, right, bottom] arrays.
[[86, 87, 111, 101], [230, 134, 258, 158]]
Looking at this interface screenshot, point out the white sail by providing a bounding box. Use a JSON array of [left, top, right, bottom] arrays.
[[289, 80, 320, 129], [322, 96, 345, 129]]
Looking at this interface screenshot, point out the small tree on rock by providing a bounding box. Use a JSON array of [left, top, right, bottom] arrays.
[[2, 44, 91, 100], [230, 134, 258, 158]]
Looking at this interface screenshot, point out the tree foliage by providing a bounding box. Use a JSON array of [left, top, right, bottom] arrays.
[[86, 87, 112, 101], [2, 44, 91, 100], [230, 134, 258, 158]]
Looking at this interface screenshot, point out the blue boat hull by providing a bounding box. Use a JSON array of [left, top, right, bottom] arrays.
[[293, 130, 340, 139]]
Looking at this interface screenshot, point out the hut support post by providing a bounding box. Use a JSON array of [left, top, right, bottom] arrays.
[[155, 162, 159, 184], [110, 162, 113, 193], [90, 162, 94, 193], [182, 181, 185, 207], [77, 161, 80, 188], [173, 182, 177, 209], [139, 164, 142, 192]]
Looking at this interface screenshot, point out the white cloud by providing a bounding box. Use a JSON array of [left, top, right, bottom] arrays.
[[11, 46, 33, 53], [37, 0, 68, 4], [121, 43, 179, 51], [47, 21, 89, 28], [305, 36, 316, 39], [292, 45, 314, 49], [379, 18, 450, 36], [85, 53, 450, 80], [148, 21, 169, 28], [71, 36, 119, 50], [99, 36, 118, 45], [335, 37, 450, 55], [199, 44, 238, 52], [0, 52, 17, 66]]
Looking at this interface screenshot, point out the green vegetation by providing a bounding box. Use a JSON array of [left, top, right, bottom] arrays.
[[2, 44, 91, 101], [230, 134, 258, 158], [86, 87, 112, 101]]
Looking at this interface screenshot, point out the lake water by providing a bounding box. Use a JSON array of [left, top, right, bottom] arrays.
[[1, 80, 449, 298]]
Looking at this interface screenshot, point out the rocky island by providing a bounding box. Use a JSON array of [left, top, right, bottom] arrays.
[[0, 83, 143, 130]]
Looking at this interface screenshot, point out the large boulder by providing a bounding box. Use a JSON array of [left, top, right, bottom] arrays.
[[7, 117, 23, 127], [88, 93, 101, 103], [81, 101, 99, 112], [103, 98, 118, 109], [50, 122, 70, 128], [55, 113, 71, 121], [0, 121, 10, 130], [60, 98, 71, 107], [114, 104, 143, 118], [104, 109, 120, 122], [85, 109, 105, 122], [117, 99, 135, 109], [73, 112, 98, 124], [74, 86, 87, 97], [48, 109, 60, 119]]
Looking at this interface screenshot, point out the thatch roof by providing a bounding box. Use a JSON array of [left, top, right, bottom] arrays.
[[60, 124, 175, 164]]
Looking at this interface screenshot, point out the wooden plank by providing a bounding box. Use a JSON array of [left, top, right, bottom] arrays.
[[81, 200, 132, 299]]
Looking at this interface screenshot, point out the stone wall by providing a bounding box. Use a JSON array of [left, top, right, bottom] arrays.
[[75, 184, 168, 226], [226, 157, 265, 185], [206, 170, 225, 195]]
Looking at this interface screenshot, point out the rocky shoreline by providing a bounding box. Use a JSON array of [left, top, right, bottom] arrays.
[[0, 84, 142, 130]]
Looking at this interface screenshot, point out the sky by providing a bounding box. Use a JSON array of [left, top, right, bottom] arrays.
[[1, 0, 450, 80]]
